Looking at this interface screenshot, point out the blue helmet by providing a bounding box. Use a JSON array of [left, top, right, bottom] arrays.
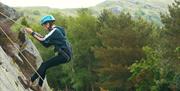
[[40, 15, 55, 25]]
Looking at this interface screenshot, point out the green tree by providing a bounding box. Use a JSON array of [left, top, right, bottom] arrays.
[[129, 1, 180, 91], [93, 10, 155, 90], [160, 0, 180, 90], [67, 9, 99, 91], [129, 46, 175, 91], [21, 16, 30, 27], [160, 0, 180, 72]]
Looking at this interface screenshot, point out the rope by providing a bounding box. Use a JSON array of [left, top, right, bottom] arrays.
[[0, 26, 44, 81], [0, 11, 25, 27], [0, 11, 44, 81]]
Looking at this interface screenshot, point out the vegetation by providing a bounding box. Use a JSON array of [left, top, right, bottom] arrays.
[[10, 0, 180, 91]]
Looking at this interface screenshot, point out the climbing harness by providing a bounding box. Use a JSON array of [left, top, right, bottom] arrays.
[[0, 11, 44, 81]]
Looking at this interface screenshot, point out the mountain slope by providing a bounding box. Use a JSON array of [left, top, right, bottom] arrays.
[[90, 0, 174, 25], [14, 0, 174, 26]]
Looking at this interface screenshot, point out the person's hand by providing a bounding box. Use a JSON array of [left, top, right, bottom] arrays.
[[25, 28, 33, 34]]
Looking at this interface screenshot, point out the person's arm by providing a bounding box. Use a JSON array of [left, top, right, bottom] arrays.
[[25, 28, 51, 47], [34, 32, 44, 38], [31, 32, 44, 41], [25, 28, 44, 41]]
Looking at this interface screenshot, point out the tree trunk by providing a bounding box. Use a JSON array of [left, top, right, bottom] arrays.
[[65, 84, 68, 91], [91, 84, 94, 91]]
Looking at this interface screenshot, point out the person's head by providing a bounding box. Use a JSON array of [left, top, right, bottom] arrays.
[[40, 15, 55, 31]]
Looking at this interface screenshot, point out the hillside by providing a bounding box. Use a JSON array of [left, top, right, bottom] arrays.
[[14, 0, 174, 26], [90, 0, 174, 25]]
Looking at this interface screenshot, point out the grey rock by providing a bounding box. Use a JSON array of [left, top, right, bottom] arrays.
[[18, 29, 51, 91], [0, 2, 51, 91], [0, 46, 30, 91], [0, 2, 20, 24]]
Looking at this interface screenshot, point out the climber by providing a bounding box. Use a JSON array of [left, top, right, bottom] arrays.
[[23, 15, 72, 91]]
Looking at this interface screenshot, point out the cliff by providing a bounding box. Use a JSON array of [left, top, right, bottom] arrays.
[[0, 2, 51, 91]]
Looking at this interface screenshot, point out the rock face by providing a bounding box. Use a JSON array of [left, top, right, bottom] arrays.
[[0, 2, 51, 91]]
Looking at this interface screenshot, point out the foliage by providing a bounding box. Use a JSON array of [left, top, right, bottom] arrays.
[[21, 17, 30, 27], [129, 1, 180, 91], [93, 10, 159, 90], [66, 9, 99, 91], [129, 46, 175, 91], [9, 1, 179, 90]]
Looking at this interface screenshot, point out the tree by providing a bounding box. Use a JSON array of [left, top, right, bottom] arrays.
[[67, 9, 99, 91], [93, 10, 155, 90], [129, 1, 180, 91], [21, 16, 30, 27], [160, 0, 180, 72], [160, 0, 180, 90], [129, 46, 175, 91]]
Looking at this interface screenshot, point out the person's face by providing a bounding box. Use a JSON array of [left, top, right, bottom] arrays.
[[42, 23, 49, 31]]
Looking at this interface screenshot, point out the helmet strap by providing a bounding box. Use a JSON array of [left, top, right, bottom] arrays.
[[47, 21, 54, 31]]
